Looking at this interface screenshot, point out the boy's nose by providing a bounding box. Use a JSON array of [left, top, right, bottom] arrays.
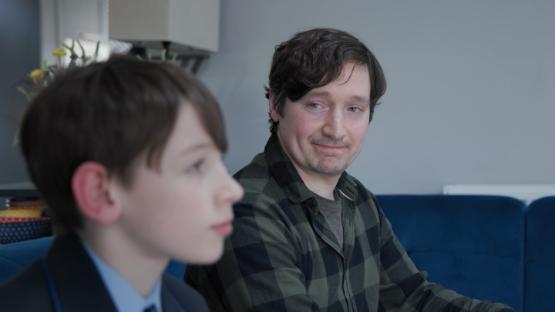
[[218, 170, 244, 206]]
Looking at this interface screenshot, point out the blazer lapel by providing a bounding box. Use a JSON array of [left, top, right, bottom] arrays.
[[161, 276, 185, 312], [46, 233, 117, 312]]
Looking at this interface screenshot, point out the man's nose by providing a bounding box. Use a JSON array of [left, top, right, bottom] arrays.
[[322, 109, 346, 139]]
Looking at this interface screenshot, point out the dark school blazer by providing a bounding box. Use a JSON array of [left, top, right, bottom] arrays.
[[0, 233, 209, 312]]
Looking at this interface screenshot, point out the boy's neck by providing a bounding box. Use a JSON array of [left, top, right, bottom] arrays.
[[78, 228, 168, 296]]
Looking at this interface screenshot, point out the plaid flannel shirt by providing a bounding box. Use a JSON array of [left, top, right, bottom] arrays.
[[186, 135, 514, 311]]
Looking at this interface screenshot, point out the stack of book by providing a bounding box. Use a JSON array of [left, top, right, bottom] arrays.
[[0, 196, 52, 244]]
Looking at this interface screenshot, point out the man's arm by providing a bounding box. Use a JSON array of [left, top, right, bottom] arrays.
[[374, 198, 515, 311], [187, 199, 320, 311]]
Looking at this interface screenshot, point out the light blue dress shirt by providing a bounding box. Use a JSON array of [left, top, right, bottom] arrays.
[[81, 240, 163, 312]]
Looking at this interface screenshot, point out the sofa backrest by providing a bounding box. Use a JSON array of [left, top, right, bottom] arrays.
[[525, 196, 555, 312], [375, 195, 525, 310], [0, 235, 52, 281]]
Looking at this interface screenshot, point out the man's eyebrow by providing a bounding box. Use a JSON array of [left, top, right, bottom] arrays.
[[304, 90, 331, 98], [349, 95, 371, 105], [305, 90, 370, 105]]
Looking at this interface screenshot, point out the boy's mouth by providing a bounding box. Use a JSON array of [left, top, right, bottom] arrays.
[[212, 220, 233, 237]]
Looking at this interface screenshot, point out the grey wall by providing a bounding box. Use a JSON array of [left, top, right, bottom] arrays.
[[0, 0, 39, 183], [199, 0, 555, 193], [2, 1, 554, 193]]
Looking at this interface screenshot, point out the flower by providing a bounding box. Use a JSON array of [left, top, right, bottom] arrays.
[[52, 48, 67, 58], [29, 69, 45, 80], [17, 40, 100, 102]]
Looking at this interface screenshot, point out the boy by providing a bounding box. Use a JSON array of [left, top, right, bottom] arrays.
[[0, 56, 243, 311]]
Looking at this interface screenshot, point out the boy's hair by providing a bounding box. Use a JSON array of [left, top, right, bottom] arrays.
[[265, 28, 387, 133], [19, 56, 227, 233]]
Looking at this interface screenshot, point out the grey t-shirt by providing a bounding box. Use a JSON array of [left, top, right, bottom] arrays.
[[314, 191, 343, 248]]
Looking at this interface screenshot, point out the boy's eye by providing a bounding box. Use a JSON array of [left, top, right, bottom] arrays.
[[186, 159, 205, 174]]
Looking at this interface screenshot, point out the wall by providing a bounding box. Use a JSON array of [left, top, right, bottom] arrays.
[[0, 0, 39, 183], [2, 1, 554, 193], [199, 0, 555, 193]]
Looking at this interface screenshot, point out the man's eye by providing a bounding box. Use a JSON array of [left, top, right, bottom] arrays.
[[347, 106, 362, 112], [306, 102, 323, 110]]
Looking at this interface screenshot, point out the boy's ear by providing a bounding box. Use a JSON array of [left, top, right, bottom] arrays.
[[268, 96, 280, 122], [72, 161, 122, 225]]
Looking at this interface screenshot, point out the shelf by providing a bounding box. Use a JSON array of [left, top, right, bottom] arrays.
[[0, 182, 38, 198]]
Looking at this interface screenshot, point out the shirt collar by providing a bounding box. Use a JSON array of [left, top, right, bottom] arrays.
[[81, 240, 163, 312], [264, 133, 359, 205]]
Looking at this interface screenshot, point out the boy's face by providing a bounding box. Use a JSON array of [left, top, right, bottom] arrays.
[[114, 103, 243, 264]]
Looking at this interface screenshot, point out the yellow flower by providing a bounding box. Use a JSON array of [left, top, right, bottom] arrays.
[[52, 48, 67, 57], [29, 69, 45, 79]]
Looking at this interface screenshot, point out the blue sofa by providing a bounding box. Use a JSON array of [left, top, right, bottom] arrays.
[[376, 195, 525, 310], [376, 195, 555, 312], [1, 195, 554, 311], [525, 196, 555, 312]]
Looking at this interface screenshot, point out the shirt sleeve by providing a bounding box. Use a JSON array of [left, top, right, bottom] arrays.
[[374, 198, 515, 312]]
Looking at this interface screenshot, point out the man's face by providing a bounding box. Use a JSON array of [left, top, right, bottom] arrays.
[[114, 103, 243, 264], [270, 62, 371, 184]]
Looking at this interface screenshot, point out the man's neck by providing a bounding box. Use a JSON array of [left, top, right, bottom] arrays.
[[295, 168, 340, 200]]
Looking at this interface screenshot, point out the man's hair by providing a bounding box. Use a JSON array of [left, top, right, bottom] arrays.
[[19, 56, 227, 233], [265, 28, 387, 133]]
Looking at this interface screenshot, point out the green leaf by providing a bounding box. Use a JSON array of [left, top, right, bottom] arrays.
[[16, 86, 32, 101], [62, 41, 77, 58], [93, 41, 100, 60], [76, 40, 87, 62]]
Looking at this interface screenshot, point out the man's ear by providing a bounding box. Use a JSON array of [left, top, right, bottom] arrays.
[[72, 161, 122, 225], [268, 96, 280, 122]]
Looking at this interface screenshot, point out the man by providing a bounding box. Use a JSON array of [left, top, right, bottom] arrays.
[[187, 28, 514, 311]]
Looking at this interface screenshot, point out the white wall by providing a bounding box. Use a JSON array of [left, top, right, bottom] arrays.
[[198, 0, 555, 193]]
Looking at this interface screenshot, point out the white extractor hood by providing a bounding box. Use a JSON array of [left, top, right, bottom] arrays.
[[108, 0, 219, 53]]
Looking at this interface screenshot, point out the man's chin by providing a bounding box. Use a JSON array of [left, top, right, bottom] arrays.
[[313, 163, 348, 177]]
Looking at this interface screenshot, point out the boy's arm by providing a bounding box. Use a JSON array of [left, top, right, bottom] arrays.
[[374, 198, 515, 311]]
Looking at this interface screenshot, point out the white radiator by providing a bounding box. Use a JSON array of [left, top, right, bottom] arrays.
[[443, 184, 555, 204]]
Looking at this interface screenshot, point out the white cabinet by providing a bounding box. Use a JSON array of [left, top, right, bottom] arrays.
[[109, 0, 219, 52], [40, 0, 219, 64]]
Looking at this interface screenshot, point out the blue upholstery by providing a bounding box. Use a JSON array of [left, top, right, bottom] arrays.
[[375, 195, 525, 311], [0, 236, 53, 281], [0, 236, 187, 282], [525, 196, 555, 312]]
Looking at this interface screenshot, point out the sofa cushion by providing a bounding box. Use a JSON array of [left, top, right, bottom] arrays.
[[376, 195, 524, 310], [525, 196, 555, 312]]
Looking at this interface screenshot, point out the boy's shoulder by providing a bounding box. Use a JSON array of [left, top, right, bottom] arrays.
[[0, 234, 117, 311], [0, 260, 52, 311]]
